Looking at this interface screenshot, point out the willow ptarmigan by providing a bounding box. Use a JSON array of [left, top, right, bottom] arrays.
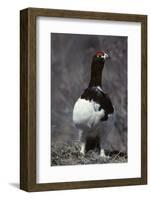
[[73, 51, 114, 157]]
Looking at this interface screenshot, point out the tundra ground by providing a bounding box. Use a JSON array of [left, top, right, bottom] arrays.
[[51, 142, 127, 166]]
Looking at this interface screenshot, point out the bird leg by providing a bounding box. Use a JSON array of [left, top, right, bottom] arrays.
[[80, 142, 86, 155], [100, 149, 106, 157], [78, 130, 85, 155]]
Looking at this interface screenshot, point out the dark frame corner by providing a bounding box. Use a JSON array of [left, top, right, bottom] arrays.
[[20, 8, 147, 192]]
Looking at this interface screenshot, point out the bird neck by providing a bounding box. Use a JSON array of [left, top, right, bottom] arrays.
[[88, 60, 104, 88]]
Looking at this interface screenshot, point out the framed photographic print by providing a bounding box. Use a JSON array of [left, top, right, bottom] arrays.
[[20, 8, 147, 191]]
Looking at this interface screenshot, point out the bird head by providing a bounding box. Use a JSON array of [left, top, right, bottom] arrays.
[[94, 51, 109, 62]]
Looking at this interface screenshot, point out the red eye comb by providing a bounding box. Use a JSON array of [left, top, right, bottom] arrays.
[[95, 51, 104, 56]]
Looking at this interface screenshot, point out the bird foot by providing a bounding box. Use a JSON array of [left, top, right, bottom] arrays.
[[80, 150, 85, 156], [99, 149, 109, 159]]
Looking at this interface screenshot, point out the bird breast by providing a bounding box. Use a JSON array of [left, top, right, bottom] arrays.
[[73, 98, 105, 130]]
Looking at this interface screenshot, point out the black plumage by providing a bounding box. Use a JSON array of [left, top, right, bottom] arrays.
[[81, 86, 114, 121]]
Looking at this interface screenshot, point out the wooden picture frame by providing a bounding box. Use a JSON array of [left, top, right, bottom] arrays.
[[20, 7, 147, 192]]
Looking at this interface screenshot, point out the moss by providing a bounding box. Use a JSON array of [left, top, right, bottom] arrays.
[[51, 142, 127, 166]]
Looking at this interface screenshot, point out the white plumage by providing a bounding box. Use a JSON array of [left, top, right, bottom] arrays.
[[73, 98, 105, 130]]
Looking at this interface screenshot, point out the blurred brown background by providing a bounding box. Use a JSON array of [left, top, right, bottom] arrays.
[[51, 33, 127, 153]]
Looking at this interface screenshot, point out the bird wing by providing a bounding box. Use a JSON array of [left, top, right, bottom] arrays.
[[99, 93, 114, 114], [81, 87, 114, 115]]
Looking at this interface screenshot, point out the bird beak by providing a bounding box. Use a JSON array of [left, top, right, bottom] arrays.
[[104, 53, 109, 59]]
